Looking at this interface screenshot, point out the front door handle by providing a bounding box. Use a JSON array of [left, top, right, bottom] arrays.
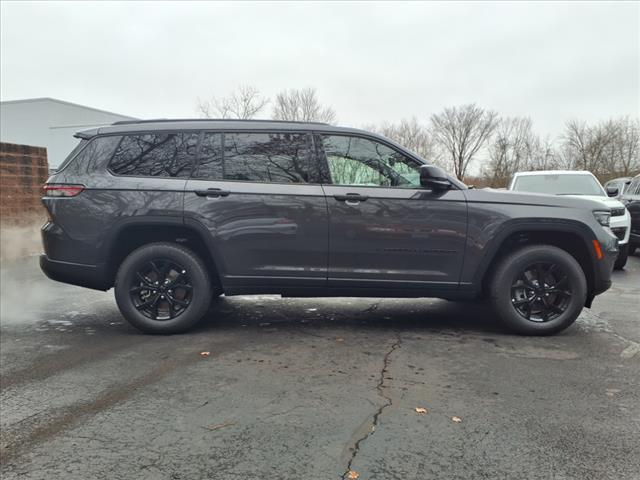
[[333, 193, 369, 204], [194, 188, 230, 198]]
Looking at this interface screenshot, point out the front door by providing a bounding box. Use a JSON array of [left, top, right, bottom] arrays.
[[317, 133, 467, 290], [184, 131, 328, 290]]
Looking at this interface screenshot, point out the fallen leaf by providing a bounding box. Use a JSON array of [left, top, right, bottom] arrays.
[[205, 421, 234, 431], [451, 416, 462, 423], [347, 471, 360, 479], [336, 337, 344, 342], [415, 407, 428, 415], [200, 351, 210, 357]]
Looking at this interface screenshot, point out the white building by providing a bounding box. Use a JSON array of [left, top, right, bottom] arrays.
[[0, 97, 136, 167]]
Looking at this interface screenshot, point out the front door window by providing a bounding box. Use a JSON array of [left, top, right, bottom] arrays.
[[319, 135, 421, 188]]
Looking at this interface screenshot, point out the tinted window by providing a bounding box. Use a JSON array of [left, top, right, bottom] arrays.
[[57, 139, 88, 171], [512, 174, 605, 196], [110, 132, 198, 177], [60, 136, 122, 175], [320, 135, 421, 187], [194, 133, 223, 179], [221, 132, 315, 183]]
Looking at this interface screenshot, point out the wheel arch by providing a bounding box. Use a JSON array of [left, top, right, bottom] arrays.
[[476, 222, 597, 301], [104, 217, 223, 290]]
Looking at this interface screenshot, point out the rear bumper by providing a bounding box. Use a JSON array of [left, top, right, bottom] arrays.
[[40, 255, 110, 291]]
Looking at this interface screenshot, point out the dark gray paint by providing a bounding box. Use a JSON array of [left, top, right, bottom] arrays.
[[41, 120, 618, 301], [184, 179, 328, 287]]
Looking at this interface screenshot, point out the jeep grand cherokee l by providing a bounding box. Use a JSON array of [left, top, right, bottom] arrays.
[[40, 119, 618, 335]]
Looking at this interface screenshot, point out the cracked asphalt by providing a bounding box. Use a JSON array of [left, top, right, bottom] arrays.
[[1, 255, 639, 480]]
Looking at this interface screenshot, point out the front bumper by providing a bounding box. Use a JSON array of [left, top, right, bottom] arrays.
[[592, 232, 618, 296], [610, 210, 631, 245]]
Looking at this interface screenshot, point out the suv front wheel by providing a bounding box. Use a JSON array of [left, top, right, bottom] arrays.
[[115, 243, 212, 334], [489, 245, 587, 335]]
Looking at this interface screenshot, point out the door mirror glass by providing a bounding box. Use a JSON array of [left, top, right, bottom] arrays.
[[420, 165, 450, 190], [606, 185, 619, 197]]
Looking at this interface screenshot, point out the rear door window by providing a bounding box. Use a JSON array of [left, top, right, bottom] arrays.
[[109, 132, 199, 178], [193, 132, 318, 183]]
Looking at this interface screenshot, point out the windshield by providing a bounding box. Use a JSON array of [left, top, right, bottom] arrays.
[[512, 174, 605, 196]]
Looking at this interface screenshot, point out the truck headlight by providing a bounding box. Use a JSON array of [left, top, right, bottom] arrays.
[[593, 210, 611, 227]]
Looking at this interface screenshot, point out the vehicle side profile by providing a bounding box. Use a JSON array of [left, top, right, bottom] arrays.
[[509, 170, 631, 270], [41, 120, 618, 335], [619, 174, 640, 256]]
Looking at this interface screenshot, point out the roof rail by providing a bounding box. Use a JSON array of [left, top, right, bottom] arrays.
[[111, 118, 329, 126]]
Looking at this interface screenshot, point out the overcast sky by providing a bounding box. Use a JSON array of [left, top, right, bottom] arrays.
[[1, 1, 638, 137]]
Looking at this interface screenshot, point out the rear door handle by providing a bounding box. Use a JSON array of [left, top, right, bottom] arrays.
[[194, 188, 230, 198], [334, 193, 369, 204]]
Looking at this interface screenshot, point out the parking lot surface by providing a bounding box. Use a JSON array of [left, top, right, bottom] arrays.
[[1, 255, 639, 480]]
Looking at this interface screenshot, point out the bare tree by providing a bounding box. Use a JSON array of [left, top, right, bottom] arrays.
[[613, 116, 640, 176], [367, 117, 437, 163], [483, 117, 565, 187], [197, 85, 269, 119], [430, 104, 498, 180], [525, 134, 561, 172], [484, 117, 532, 187], [272, 88, 336, 124], [561, 119, 619, 175]]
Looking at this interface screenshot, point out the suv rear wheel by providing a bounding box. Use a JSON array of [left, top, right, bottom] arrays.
[[489, 245, 587, 335], [115, 243, 212, 334]]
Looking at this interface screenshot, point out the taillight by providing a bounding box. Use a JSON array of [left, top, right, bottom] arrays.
[[43, 184, 85, 197]]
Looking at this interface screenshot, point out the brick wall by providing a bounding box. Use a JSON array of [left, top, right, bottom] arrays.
[[0, 142, 49, 226]]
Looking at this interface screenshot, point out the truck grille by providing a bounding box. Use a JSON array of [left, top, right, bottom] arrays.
[[611, 227, 627, 241], [611, 207, 626, 217]]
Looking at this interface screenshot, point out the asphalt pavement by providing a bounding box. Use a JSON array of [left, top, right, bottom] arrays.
[[1, 255, 639, 480]]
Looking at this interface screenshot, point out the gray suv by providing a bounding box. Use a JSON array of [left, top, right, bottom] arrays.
[[40, 119, 618, 335]]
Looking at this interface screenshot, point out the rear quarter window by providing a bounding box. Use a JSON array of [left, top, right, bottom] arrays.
[[57, 136, 122, 176], [109, 132, 199, 178]]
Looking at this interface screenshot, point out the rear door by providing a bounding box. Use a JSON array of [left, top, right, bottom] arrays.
[[184, 131, 328, 290], [317, 133, 467, 290]]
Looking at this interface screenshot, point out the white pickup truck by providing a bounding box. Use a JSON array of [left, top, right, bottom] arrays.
[[509, 170, 631, 270]]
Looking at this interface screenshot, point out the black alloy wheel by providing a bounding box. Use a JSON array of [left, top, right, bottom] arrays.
[[130, 259, 193, 320], [489, 245, 587, 335], [116, 243, 213, 334], [510, 262, 572, 323]]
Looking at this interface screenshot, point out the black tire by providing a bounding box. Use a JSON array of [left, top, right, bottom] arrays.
[[489, 245, 587, 336], [115, 242, 212, 334], [614, 244, 629, 270]]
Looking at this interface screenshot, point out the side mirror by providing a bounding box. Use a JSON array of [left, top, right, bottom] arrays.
[[606, 185, 619, 197], [420, 165, 450, 191]]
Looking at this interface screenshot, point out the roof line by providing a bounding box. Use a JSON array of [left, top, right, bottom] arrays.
[[0, 97, 137, 120], [112, 118, 329, 126]]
